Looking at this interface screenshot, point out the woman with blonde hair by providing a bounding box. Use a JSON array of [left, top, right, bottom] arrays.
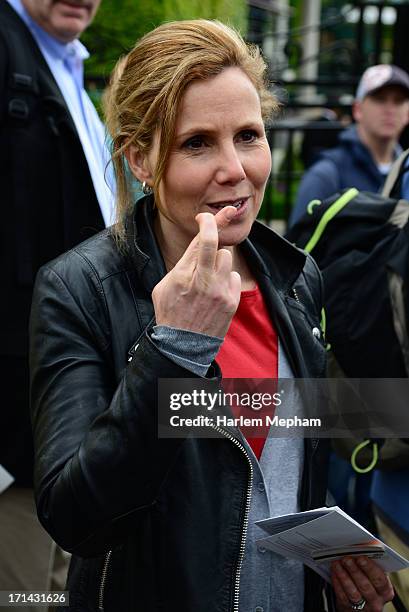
[[30, 20, 393, 611]]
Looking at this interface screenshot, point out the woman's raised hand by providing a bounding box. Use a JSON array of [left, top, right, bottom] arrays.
[[152, 206, 242, 338]]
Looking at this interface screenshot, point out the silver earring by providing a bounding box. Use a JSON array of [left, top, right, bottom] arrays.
[[142, 181, 153, 195]]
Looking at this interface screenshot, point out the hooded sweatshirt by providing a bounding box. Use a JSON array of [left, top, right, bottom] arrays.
[[289, 125, 402, 226]]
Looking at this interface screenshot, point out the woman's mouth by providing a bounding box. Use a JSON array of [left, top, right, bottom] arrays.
[[206, 197, 250, 216]]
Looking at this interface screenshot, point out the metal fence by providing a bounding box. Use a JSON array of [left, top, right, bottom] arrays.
[[263, 118, 346, 225], [257, 0, 409, 227]]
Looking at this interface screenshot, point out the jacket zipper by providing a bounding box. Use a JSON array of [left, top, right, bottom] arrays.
[[127, 316, 156, 362], [97, 430, 253, 612], [292, 287, 300, 303], [127, 343, 139, 362], [98, 550, 112, 611], [211, 424, 253, 612]]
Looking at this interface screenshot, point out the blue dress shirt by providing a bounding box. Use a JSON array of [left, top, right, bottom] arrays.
[[7, 0, 115, 226]]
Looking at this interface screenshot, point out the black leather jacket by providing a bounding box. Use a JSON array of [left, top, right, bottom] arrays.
[[30, 197, 330, 612]]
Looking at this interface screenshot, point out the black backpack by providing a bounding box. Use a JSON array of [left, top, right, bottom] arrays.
[[286, 187, 409, 378], [286, 170, 409, 612], [286, 182, 409, 473]]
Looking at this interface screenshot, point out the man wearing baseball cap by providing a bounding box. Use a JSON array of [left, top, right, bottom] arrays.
[[290, 64, 409, 226]]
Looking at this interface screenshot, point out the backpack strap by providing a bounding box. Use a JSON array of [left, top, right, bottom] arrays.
[[304, 188, 359, 254], [0, 16, 42, 285], [388, 199, 409, 229], [392, 592, 409, 612], [382, 149, 409, 198], [0, 22, 39, 124]]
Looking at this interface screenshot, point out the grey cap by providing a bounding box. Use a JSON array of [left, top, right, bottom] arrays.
[[356, 64, 409, 101]]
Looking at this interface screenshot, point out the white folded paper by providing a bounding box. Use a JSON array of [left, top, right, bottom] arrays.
[[256, 506, 409, 582]]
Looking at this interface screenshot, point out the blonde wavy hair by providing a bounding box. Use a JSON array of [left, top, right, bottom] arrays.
[[103, 19, 279, 243]]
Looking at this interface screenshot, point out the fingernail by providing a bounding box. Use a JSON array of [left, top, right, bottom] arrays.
[[224, 206, 237, 220], [343, 558, 353, 567], [358, 558, 367, 567]]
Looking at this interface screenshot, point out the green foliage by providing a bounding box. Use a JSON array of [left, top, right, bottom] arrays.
[[81, 0, 160, 79], [162, 0, 246, 29], [81, 0, 247, 79]]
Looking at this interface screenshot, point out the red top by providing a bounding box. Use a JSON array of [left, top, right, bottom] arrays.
[[216, 285, 278, 458]]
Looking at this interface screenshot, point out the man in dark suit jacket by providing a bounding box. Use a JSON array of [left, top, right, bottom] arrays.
[[0, 0, 109, 603]]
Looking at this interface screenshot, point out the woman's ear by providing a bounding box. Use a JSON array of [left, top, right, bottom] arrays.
[[125, 145, 154, 186]]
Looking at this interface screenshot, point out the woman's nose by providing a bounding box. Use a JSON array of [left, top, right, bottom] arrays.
[[215, 146, 246, 184]]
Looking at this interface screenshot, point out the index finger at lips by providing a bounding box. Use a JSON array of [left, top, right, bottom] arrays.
[[195, 206, 238, 273], [212, 205, 238, 233], [178, 206, 238, 273], [195, 213, 219, 273]]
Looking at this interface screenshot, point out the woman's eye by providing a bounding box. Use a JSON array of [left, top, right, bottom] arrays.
[[238, 130, 258, 142], [183, 136, 205, 150]]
